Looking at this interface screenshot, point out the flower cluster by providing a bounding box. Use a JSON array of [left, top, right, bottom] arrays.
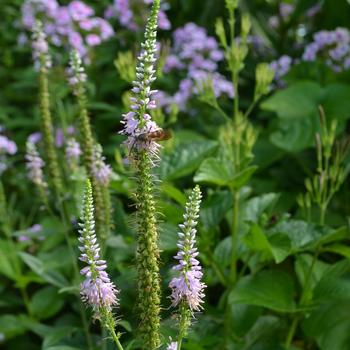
[[270, 55, 293, 87], [158, 23, 233, 111], [67, 50, 87, 91], [0, 135, 17, 156], [167, 341, 178, 350], [66, 138, 82, 167], [31, 21, 52, 70], [302, 27, 350, 72], [21, 0, 114, 60], [18, 224, 43, 242], [25, 141, 47, 188], [120, 0, 161, 157], [169, 186, 206, 312], [28, 126, 76, 148], [0, 132, 17, 174], [105, 0, 171, 31], [79, 180, 118, 312], [268, 1, 321, 29], [92, 144, 112, 186]]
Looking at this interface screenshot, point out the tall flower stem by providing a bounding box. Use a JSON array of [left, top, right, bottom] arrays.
[[135, 151, 161, 349], [70, 51, 107, 240], [38, 53, 63, 199], [119, 0, 162, 348]]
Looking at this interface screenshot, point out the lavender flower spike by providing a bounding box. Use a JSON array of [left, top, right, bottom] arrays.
[[25, 141, 47, 188], [78, 180, 118, 312], [92, 144, 112, 186], [169, 185, 206, 312], [120, 0, 161, 158]]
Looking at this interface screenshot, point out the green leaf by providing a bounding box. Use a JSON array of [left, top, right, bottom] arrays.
[[194, 158, 257, 189], [161, 182, 187, 205], [214, 237, 231, 267], [225, 303, 262, 337], [324, 244, 350, 258], [200, 190, 232, 229], [303, 301, 350, 350], [230, 166, 258, 189], [159, 223, 178, 251], [42, 326, 77, 348], [158, 140, 218, 180], [0, 314, 27, 340], [194, 157, 233, 186], [243, 225, 291, 263], [262, 81, 350, 152], [30, 286, 64, 320], [268, 233, 291, 264], [271, 220, 348, 251], [0, 239, 18, 280], [313, 260, 350, 302], [243, 193, 280, 223], [229, 270, 296, 312], [18, 252, 68, 288]]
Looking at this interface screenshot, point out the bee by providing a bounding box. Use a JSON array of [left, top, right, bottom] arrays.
[[137, 128, 172, 142], [129, 128, 172, 154]]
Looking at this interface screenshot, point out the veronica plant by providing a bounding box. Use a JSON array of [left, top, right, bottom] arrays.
[[120, 0, 162, 348], [168, 186, 206, 350], [32, 20, 63, 200], [78, 180, 123, 350], [68, 50, 111, 241]]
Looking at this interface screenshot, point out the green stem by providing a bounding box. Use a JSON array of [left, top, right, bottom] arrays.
[[135, 152, 161, 349], [230, 190, 240, 283], [110, 327, 124, 350], [58, 198, 93, 350], [285, 316, 299, 348], [285, 249, 319, 347], [319, 203, 327, 226]]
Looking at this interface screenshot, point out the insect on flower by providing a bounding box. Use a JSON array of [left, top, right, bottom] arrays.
[[137, 128, 172, 142], [129, 128, 172, 154]]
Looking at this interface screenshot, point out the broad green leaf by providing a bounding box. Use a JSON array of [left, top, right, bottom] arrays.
[[213, 237, 231, 267], [294, 254, 329, 294], [161, 182, 187, 205], [268, 233, 291, 263], [230, 166, 258, 189], [229, 270, 296, 312], [243, 315, 283, 349], [262, 81, 350, 152], [0, 239, 19, 280], [0, 314, 27, 340], [303, 301, 350, 350], [225, 303, 262, 337], [18, 252, 68, 288], [158, 140, 218, 180], [243, 225, 291, 263], [194, 159, 257, 189], [324, 243, 350, 258], [194, 157, 233, 186], [271, 220, 348, 251], [43, 326, 77, 348], [242, 193, 280, 223], [30, 286, 64, 320], [200, 190, 232, 229], [313, 260, 350, 302], [159, 223, 178, 251]]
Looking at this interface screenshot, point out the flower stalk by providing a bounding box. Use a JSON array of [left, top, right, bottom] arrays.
[[169, 186, 206, 350], [79, 180, 123, 350], [69, 50, 109, 239], [32, 21, 63, 199], [120, 1, 162, 348]]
